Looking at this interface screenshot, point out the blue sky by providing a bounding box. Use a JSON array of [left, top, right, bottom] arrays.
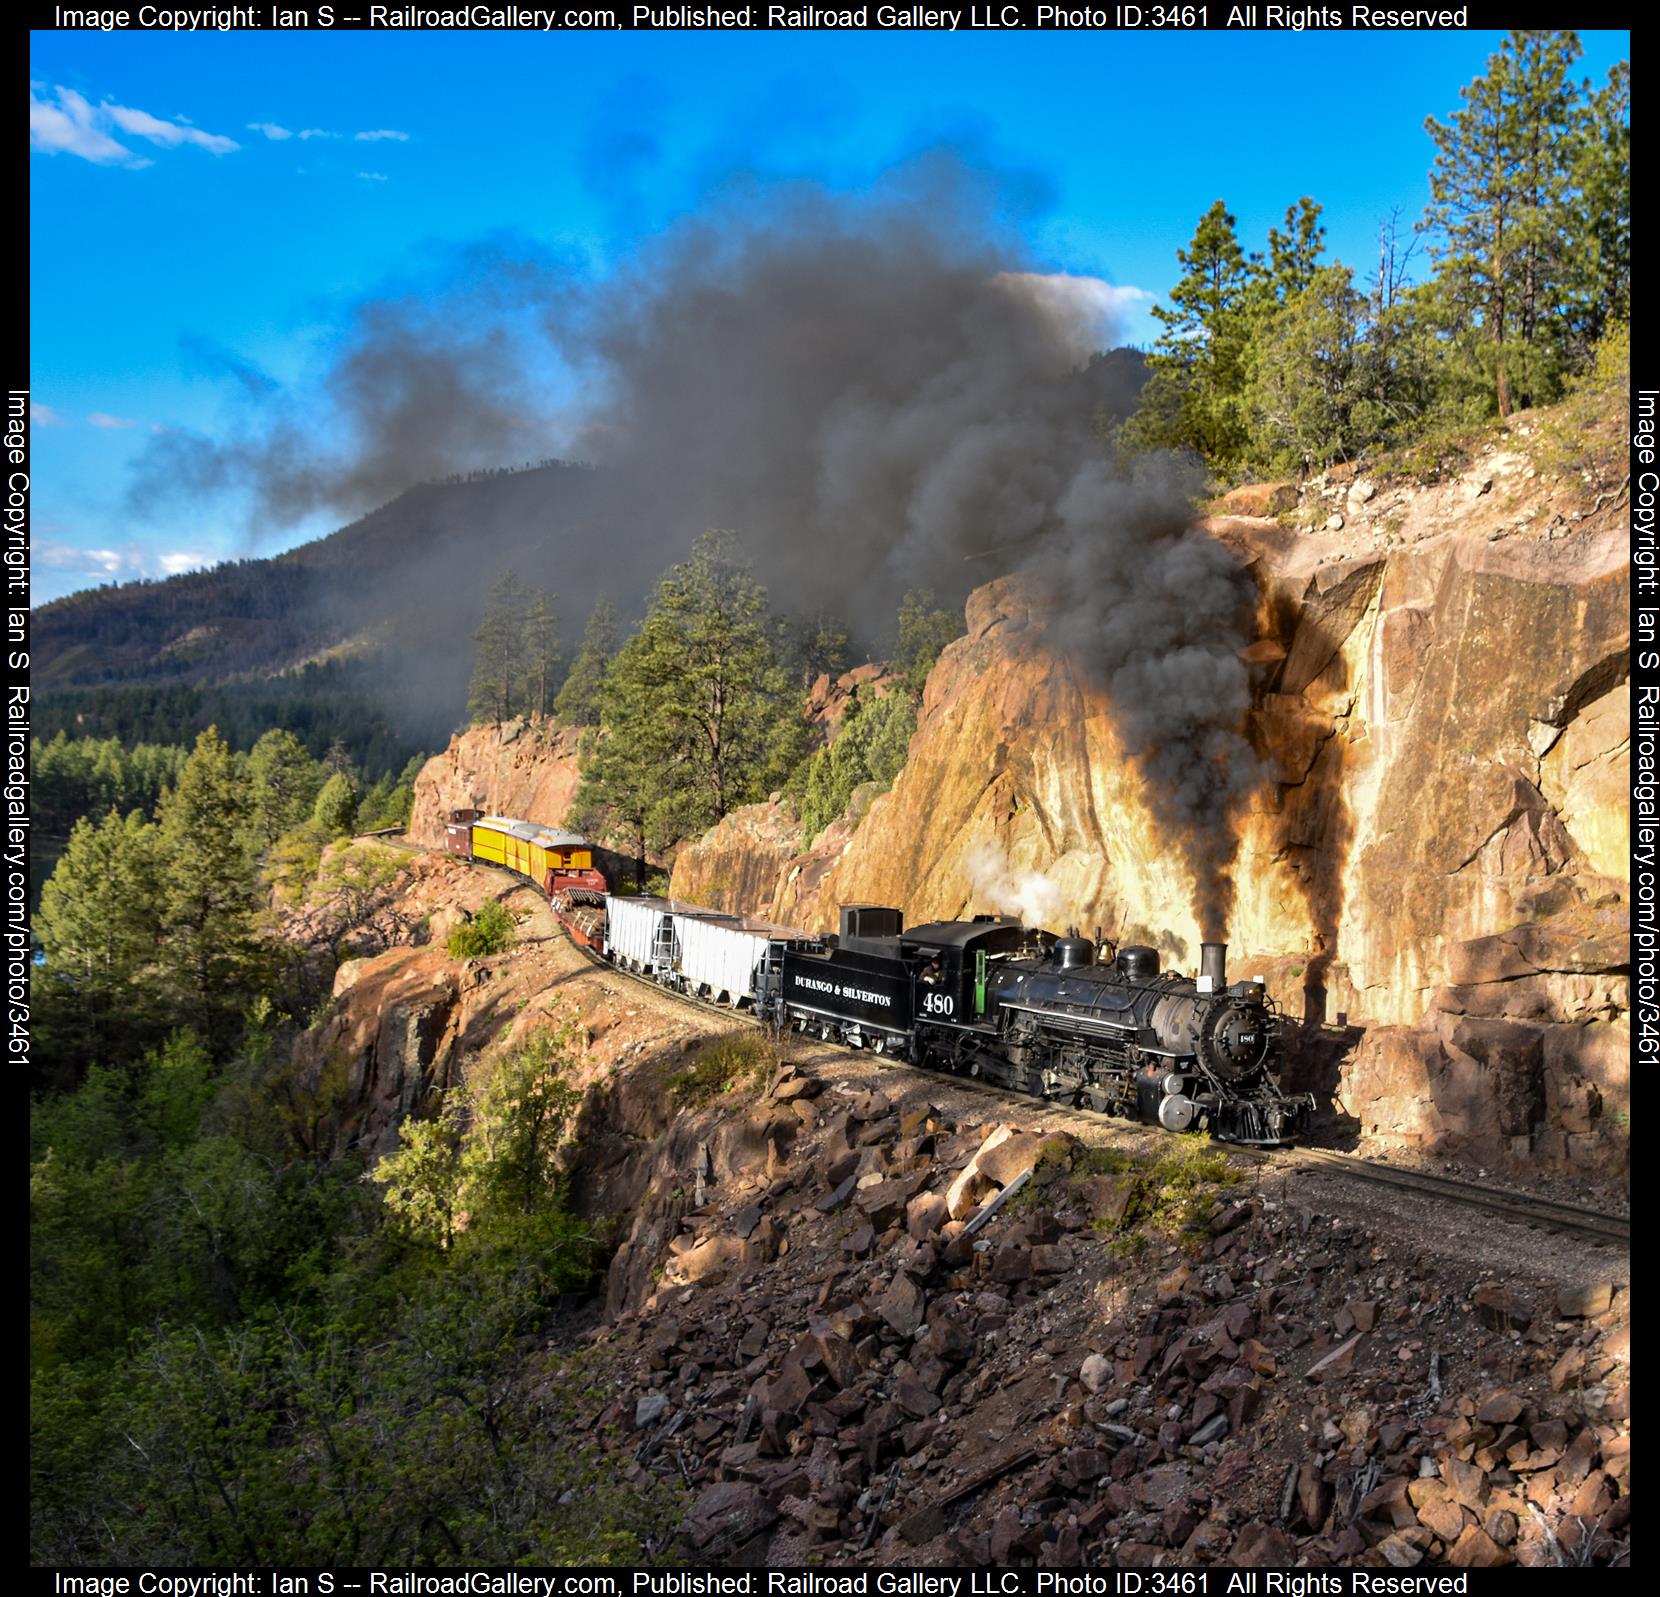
[[29, 26, 1630, 604]]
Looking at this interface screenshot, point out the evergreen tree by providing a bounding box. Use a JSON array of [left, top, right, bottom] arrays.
[[468, 570, 529, 725], [1243, 265, 1371, 474], [576, 534, 803, 854], [523, 589, 562, 718], [1564, 60, 1630, 361], [311, 772, 360, 839], [893, 590, 963, 701], [797, 689, 917, 842], [1125, 201, 1256, 463], [154, 727, 268, 1048], [247, 730, 324, 848], [34, 809, 167, 1067], [355, 758, 420, 832], [553, 598, 618, 727], [782, 610, 852, 688], [1264, 197, 1328, 302], [1423, 30, 1586, 416]]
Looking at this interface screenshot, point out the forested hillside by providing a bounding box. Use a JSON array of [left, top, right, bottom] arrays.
[[30, 463, 608, 770]]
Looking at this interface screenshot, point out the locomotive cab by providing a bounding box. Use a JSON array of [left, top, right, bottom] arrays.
[[901, 916, 1027, 1025]]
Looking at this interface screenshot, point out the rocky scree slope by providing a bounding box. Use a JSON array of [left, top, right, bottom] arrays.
[[286, 895, 1630, 1570], [596, 1061, 1629, 1569]]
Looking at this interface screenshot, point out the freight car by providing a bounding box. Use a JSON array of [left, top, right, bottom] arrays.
[[603, 894, 817, 1008], [603, 894, 1312, 1145]]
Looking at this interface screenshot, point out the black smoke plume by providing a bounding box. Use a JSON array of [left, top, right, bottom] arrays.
[[129, 161, 1263, 936]]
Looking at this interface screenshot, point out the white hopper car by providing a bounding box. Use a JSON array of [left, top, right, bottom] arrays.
[[602, 894, 810, 1007]]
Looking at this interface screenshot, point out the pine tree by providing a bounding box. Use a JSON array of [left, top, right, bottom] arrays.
[[322, 737, 355, 778], [1564, 60, 1630, 361], [468, 570, 529, 725], [247, 730, 324, 848], [34, 809, 167, 1067], [554, 599, 618, 727], [575, 534, 803, 854], [1243, 265, 1371, 474], [797, 688, 917, 842], [1423, 30, 1586, 416], [311, 773, 360, 838], [1264, 197, 1327, 303], [1125, 201, 1256, 463], [154, 727, 269, 1049], [782, 610, 852, 688], [893, 590, 962, 701], [523, 589, 562, 719]]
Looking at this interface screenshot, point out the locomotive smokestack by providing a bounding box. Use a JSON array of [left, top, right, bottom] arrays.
[[1199, 941, 1227, 993]]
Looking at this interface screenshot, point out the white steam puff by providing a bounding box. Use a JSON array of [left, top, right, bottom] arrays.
[[964, 840, 1066, 932]]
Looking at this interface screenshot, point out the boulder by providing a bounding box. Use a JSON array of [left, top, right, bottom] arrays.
[[1305, 1333, 1364, 1384], [876, 1272, 927, 1338], [681, 1480, 779, 1553]]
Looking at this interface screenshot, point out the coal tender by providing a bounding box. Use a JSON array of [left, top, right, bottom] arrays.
[[757, 906, 1313, 1145]]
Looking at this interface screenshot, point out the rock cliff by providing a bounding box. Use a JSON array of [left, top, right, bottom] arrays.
[[669, 431, 1629, 1175], [407, 715, 585, 846], [283, 910, 1630, 1567]]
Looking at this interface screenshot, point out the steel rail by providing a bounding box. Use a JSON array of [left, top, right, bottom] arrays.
[[360, 840, 1628, 1251], [565, 923, 1631, 1250]]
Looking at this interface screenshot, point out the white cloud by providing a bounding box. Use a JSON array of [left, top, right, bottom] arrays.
[[37, 540, 127, 576], [30, 85, 140, 166], [31, 402, 62, 425], [357, 170, 389, 183], [104, 101, 239, 155], [30, 84, 237, 166], [994, 271, 1153, 355], [34, 537, 221, 595], [245, 122, 409, 149], [87, 412, 138, 429]]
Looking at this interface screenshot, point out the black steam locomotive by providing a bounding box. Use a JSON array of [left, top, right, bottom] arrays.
[[754, 905, 1312, 1145]]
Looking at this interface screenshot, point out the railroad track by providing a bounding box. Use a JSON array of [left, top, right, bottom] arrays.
[[563, 928, 1632, 1251], [365, 838, 1628, 1250], [1257, 1145, 1630, 1248]]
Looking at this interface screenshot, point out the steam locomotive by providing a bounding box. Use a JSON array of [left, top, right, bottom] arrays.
[[439, 810, 1311, 1144], [606, 894, 1313, 1147]]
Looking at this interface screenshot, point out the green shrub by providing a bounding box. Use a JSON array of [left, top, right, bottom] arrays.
[[799, 689, 917, 843], [668, 1032, 775, 1107], [446, 899, 516, 959], [1524, 319, 1630, 486], [1013, 1138, 1246, 1256]]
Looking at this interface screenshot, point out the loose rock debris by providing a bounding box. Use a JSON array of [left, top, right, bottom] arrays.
[[575, 1061, 1630, 1568]]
